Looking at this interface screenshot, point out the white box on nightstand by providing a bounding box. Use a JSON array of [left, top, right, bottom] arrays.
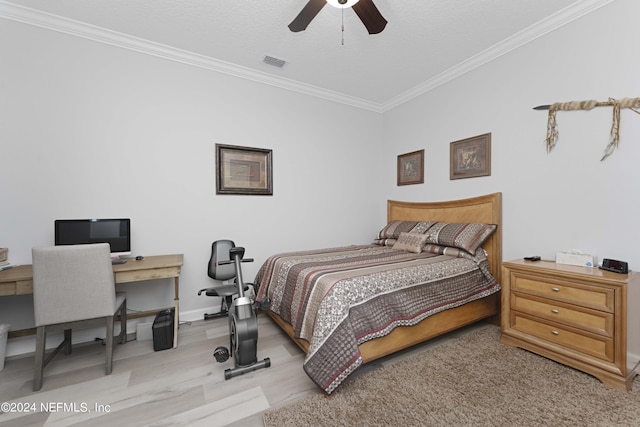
[[555, 252, 597, 268]]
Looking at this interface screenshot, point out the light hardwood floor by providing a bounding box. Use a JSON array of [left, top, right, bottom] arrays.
[[0, 313, 487, 426]]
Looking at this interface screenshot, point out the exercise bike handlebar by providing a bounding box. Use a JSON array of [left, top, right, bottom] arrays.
[[217, 258, 253, 265], [216, 247, 253, 300]]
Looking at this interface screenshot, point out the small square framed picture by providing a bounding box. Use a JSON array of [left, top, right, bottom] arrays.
[[397, 149, 424, 186], [450, 133, 491, 180]]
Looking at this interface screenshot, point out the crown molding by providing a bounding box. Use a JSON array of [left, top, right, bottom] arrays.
[[0, 1, 384, 113], [0, 0, 614, 114], [381, 0, 616, 112]]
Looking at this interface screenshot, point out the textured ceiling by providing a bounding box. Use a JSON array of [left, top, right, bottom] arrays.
[[1, 0, 611, 111]]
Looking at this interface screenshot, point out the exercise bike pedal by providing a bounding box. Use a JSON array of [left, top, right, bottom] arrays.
[[255, 297, 271, 312], [213, 346, 229, 363]]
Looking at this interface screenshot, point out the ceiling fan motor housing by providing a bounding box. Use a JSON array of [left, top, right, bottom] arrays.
[[289, 0, 387, 35]]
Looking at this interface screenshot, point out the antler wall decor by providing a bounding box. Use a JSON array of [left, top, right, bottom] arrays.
[[534, 97, 640, 161]]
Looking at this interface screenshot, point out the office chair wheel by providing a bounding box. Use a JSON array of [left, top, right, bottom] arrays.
[[213, 346, 229, 363]]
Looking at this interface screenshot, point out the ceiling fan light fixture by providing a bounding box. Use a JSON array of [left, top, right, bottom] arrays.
[[326, 0, 360, 9]]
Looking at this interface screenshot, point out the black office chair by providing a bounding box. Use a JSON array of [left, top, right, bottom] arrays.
[[197, 240, 250, 320]]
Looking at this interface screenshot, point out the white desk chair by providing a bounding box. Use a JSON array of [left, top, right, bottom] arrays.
[[32, 243, 127, 391]]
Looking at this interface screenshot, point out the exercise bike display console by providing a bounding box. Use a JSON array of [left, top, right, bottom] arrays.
[[216, 246, 271, 379]]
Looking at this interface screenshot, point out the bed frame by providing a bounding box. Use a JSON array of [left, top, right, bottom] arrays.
[[266, 192, 502, 364]]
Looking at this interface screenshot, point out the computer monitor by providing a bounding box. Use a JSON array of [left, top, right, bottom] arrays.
[[54, 218, 131, 258]]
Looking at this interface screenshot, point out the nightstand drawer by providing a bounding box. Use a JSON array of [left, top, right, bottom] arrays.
[[510, 275, 614, 312], [511, 293, 613, 337], [510, 313, 614, 363]]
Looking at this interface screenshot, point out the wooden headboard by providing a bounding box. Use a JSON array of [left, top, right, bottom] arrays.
[[387, 192, 502, 284]]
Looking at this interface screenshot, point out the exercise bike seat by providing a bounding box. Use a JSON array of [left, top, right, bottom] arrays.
[[198, 240, 251, 320], [197, 284, 238, 298]]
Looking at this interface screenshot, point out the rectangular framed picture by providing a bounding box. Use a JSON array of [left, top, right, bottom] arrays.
[[216, 144, 273, 195], [397, 149, 424, 186], [450, 133, 491, 180]]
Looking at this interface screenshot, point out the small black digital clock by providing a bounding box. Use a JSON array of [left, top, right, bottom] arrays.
[[599, 258, 629, 274]]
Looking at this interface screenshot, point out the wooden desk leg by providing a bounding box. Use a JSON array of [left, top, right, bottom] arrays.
[[173, 276, 179, 349]]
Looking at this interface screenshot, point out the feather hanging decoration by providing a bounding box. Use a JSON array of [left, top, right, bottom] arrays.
[[541, 97, 640, 160]]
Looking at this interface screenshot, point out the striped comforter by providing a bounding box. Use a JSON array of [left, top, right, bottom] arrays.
[[254, 244, 500, 394]]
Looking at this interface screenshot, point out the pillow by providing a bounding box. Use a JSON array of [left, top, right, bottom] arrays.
[[411, 221, 437, 234], [425, 222, 497, 254], [423, 243, 466, 258], [392, 232, 429, 254], [374, 221, 436, 246], [376, 221, 417, 240], [373, 238, 397, 246]]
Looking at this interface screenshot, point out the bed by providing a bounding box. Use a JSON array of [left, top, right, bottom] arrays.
[[254, 192, 502, 393]]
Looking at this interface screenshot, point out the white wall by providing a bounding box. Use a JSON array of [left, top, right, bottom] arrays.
[[2, 0, 639, 357], [382, 0, 640, 269], [0, 19, 383, 355]]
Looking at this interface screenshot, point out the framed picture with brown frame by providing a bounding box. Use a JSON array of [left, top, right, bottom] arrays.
[[397, 149, 424, 186], [449, 133, 491, 180], [216, 143, 273, 195]]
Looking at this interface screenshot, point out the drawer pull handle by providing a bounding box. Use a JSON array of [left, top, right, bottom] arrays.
[[551, 309, 559, 314], [551, 330, 559, 335], [551, 287, 560, 292]]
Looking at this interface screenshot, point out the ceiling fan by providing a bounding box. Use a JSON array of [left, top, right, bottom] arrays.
[[289, 0, 387, 35]]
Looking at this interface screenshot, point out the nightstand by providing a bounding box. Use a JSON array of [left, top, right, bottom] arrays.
[[500, 259, 640, 391]]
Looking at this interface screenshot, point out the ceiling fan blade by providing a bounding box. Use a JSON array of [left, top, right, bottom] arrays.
[[352, 0, 387, 34], [289, 0, 326, 32]]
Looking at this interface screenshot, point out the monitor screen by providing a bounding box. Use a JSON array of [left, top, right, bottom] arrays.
[[54, 218, 131, 256]]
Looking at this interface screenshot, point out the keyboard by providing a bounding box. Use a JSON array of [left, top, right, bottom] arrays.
[[111, 259, 127, 265]]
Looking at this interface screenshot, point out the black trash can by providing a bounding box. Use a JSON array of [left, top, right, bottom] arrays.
[[152, 309, 174, 351]]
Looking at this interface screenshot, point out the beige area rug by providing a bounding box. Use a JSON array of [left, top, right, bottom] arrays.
[[264, 325, 640, 426]]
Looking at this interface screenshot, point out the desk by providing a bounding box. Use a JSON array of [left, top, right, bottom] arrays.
[[0, 254, 184, 348]]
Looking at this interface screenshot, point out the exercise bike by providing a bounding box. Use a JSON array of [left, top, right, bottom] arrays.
[[213, 246, 271, 380]]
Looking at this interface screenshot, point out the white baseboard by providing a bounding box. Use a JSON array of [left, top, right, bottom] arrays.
[[177, 306, 220, 323], [4, 305, 222, 359]]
